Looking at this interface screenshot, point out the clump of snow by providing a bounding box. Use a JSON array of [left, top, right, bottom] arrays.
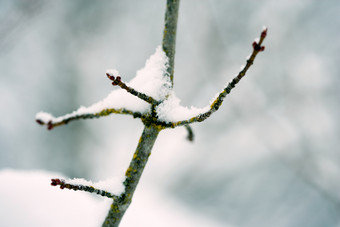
[[156, 91, 210, 123], [68, 176, 125, 195], [36, 46, 171, 124], [36, 112, 54, 122], [128, 45, 171, 101]]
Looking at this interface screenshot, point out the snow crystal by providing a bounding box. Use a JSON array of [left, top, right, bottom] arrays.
[[156, 91, 210, 123], [36, 46, 170, 124]]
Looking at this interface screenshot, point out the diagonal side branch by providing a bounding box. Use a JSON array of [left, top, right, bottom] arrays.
[[168, 28, 268, 128], [106, 72, 160, 105], [51, 178, 119, 200], [36, 108, 142, 130]]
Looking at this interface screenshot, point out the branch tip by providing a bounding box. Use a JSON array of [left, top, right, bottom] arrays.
[[47, 121, 54, 130], [105, 72, 160, 105], [36, 119, 44, 125]]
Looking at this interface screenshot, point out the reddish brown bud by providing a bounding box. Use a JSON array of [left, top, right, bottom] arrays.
[[116, 76, 121, 82], [260, 46, 265, 51], [252, 41, 257, 48], [60, 185, 65, 189], [51, 178, 61, 186], [252, 42, 261, 51], [106, 73, 115, 81], [47, 121, 53, 130], [112, 81, 118, 86], [36, 119, 44, 125], [261, 28, 268, 38]]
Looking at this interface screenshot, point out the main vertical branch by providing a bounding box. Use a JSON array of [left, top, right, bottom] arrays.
[[102, 1, 180, 226], [162, 0, 180, 86], [102, 126, 160, 227]]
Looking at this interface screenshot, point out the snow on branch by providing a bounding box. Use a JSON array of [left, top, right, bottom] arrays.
[[36, 108, 142, 130], [36, 46, 171, 130], [50, 178, 124, 200], [160, 27, 268, 127]]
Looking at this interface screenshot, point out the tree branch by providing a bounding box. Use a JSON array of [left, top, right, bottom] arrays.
[[106, 72, 160, 105], [36, 108, 142, 130], [50, 178, 119, 200], [184, 124, 194, 142], [102, 125, 160, 227], [168, 28, 268, 128], [102, 1, 180, 226]]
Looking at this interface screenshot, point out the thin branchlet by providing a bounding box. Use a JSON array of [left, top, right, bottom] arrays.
[[106, 73, 161, 105], [184, 125, 194, 142], [36, 108, 142, 130], [167, 28, 268, 128], [50, 178, 119, 200]]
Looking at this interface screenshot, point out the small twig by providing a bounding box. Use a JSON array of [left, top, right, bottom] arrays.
[[168, 27, 268, 128], [106, 73, 160, 105], [184, 125, 194, 142], [36, 108, 142, 130], [51, 178, 119, 200]]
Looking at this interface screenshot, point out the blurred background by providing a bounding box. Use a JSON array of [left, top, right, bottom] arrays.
[[1, 0, 340, 226]]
